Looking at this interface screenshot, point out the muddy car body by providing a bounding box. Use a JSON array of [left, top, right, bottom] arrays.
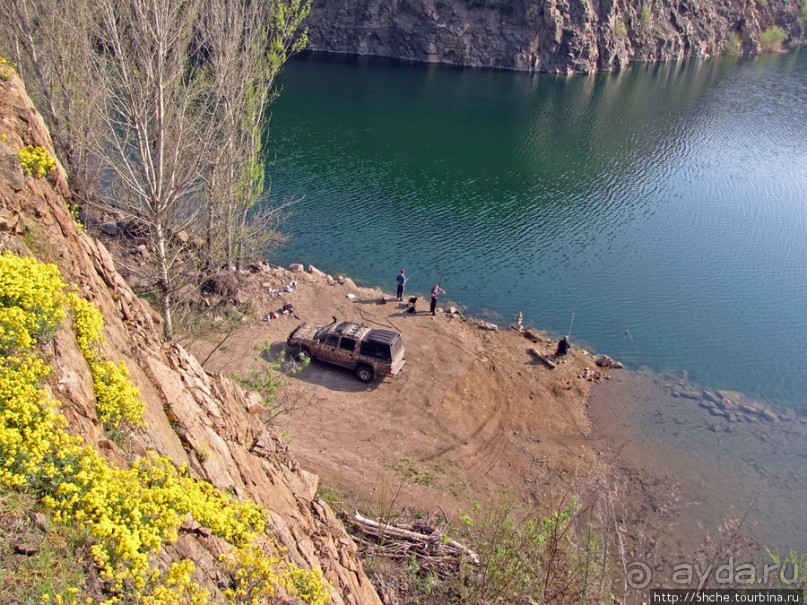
[[287, 318, 405, 382]]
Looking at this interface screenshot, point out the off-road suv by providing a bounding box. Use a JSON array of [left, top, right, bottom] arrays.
[[286, 318, 406, 382]]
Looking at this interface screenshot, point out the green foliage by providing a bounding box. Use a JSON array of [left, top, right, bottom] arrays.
[[235, 346, 308, 413], [614, 21, 628, 38], [18, 146, 56, 179], [802, 0, 807, 19], [0, 487, 98, 605], [759, 26, 786, 51], [765, 548, 807, 589], [640, 6, 652, 26], [757, 0, 766, 6], [724, 32, 743, 55], [455, 493, 610, 604]]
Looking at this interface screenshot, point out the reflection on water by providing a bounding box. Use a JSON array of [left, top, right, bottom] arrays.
[[267, 51, 807, 411]]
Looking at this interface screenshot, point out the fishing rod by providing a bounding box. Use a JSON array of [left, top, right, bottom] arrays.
[[567, 312, 575, 339], [625, 328, 640, 356]]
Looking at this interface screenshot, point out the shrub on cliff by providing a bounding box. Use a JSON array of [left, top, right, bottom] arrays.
[[760, 26, 786, 51]]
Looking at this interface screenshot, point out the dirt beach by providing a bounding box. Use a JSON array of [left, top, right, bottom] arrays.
[[187, 264, 606, 518], [180, 261, 806, 562]]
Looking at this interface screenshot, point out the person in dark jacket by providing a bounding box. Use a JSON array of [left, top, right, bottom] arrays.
[[396, 269, 407, 301], [555, 335, 571, 356]]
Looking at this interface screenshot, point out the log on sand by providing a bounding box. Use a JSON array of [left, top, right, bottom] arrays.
[[527, 347, 556, 369]]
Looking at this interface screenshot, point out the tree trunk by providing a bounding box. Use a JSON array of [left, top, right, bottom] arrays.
[[155, 223, 173, 340]]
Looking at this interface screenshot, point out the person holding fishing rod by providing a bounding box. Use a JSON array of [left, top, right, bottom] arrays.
[[430, 278, 446, 316], [396, 269, 408, 301], [555, 313, 574, 356]]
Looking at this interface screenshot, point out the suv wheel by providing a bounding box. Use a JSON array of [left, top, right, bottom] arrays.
[[354, 364, 374, 383], [294, 346, 310, 363]]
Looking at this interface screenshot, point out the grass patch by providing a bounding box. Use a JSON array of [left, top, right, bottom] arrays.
[[724, 32, 743, 55], [393, 458, 437, 486], [0, 488, 99, 604]]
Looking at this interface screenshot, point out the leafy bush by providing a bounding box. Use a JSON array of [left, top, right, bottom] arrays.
[[455, 493, 610, 604], [640, 6, 652, 26], [614, 21, 628, 38], [724, 32, 743, 55], [18, 145, 57, 178], [759, 26, 786, 51]]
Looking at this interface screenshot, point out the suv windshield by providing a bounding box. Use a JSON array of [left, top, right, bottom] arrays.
[[314, 325, 333, 341]]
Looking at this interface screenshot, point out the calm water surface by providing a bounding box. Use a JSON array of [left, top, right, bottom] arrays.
[[266, 51, 807, 411]]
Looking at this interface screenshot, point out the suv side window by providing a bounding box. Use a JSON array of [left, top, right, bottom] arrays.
[[339, 337, 356, 352], [360, 341, 391, 362], [322, 333, 340, 348]]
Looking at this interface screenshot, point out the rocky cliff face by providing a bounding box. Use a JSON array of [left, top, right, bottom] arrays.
[[304, 0, 806, 73], [0, 71, 381, 604]]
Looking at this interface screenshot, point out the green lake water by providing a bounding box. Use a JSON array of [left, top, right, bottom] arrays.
[[267, 51, 807, 413], [265, 51, 807, 554]]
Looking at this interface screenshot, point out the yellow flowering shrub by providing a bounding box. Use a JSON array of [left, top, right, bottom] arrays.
[[0, 252, 67, 349], [284, 564, 332, 605], [1, 252, 332, 605], [90, 359, 144, 428], [221, 544, 332, 605], [0, 56, 14, 81], [140, 560, 211, 605], [69, 293, 144, 428], [68, 294, 104, 355], [18, 145, 57, 178]]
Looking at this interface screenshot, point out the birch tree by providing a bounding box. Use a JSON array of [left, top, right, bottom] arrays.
[[202, 0, 309, 271], [87, 0, 217, 340], [1, 0, 311, 340]]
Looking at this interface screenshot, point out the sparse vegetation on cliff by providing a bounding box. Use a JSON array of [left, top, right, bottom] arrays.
[[17, 145, 56, 179], [760, 26, 787, 51]]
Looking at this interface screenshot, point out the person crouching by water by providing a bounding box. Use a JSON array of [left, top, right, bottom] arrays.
[[396, 269, 407, 301], [555, 335, 571, 357], [430, 283, 446, 316]]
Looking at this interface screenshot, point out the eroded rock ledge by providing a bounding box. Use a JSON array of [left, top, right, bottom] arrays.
[[305, 0, 806, 73]]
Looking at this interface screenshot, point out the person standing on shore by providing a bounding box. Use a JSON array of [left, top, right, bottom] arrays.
[[396, 269, 407, 301], [430, 283, 445, 316]]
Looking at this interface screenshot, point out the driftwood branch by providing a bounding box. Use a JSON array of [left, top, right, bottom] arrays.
[[353, 511, 480, 574], [528, 347, 557, 369]]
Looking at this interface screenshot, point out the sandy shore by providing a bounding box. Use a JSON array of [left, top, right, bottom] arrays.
[[186, 263, 604, 517], [180, 261, 806, 561]]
